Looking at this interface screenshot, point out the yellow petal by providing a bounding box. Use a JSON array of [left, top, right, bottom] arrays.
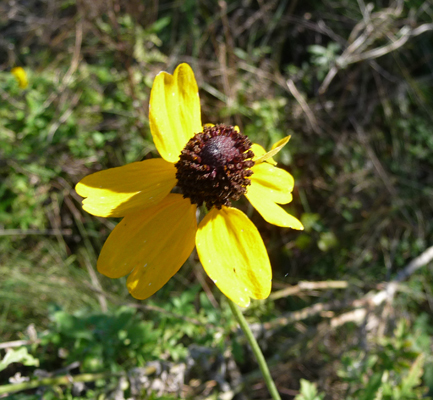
[[11, 67, 28, 89], [196, 207, 272, 307], [251, 143, 277, 165], [97, 194, 197, 300], [149, 63, 202, 163], [246, 183, 304, 230], [76, 159, 177, 217], [254, 136, 291, 164], [249, 162, 294, 204], [251, 143, 266, 158]]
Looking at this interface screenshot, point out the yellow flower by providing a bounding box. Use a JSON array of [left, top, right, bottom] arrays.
[[11, 67, 28, 89], [76, 63, 303, 307]]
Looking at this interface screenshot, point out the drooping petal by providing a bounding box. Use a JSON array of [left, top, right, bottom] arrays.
[[253, 136, 291, 164], [249, 162, 294, 204], [247, 138, 303, 229], [149, 63, 202, 163], [246, 186, 304, 229], [196, 207, 272, 307], [97, 194, 197, 300], [76, 159, 177, 218], [251, 143, 277, 166]]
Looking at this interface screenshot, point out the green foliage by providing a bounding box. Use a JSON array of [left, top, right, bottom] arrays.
[[0, 348, 39, 372], [338, 318, 432, 400], [307, 43, 341, 80], [0, 63, 148, 229], [43, 306, 159, 372], [317, 231, 338, 252], [295, 379, 325, 400], [295, 213, 338, 252], [36, 288, 233, 373]]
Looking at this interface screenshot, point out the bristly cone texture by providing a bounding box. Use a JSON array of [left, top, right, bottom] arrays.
[[175, 125, 255, 209]]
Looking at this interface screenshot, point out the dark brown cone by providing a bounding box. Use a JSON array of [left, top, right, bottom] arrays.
[[175, 125, 255, 209]]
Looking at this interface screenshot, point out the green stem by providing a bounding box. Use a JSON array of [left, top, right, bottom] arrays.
[[228, 298, 281, 400], [0, 371, 124, 395]]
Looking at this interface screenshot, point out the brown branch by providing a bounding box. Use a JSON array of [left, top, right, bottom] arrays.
[[253, 245, 433, 335]]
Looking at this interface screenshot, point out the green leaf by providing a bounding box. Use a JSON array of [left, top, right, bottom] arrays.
[[359, 372, 383, 400], [400, 354, 425, 397], [308, 45, 328, 56], [318, 232, 338, 252], [300, 213, 321, 232], [295, 379, 325, 400], [0, 347, 39, 372], [147, 16, 171, 33]]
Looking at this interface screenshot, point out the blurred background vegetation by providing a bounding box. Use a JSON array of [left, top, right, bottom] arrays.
[[1, 0, 433, 399]]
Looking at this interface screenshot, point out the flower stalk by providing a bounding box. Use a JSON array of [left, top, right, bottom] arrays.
[[227, 298, 281, 400]]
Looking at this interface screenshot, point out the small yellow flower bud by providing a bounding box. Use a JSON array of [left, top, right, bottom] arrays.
[[11, 67, 28, 89]]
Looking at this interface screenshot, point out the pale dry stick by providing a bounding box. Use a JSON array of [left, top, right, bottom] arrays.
[[248, 299, 350, 338], [319, 21, 433, 94], [0, 339, 41, 350], [269, 280, 348, 301], [346, 13, 381, 56], [329, 308, 369, 328], [254, 286, 388, 334], [357, 0, 372, 25], [348, 23, 433, 64], [351, 0, 404, 48], [286, 79, 322, 135], [320, 1, 402, 94], [319, 7, 396, 94], [321, 245, 433, 329], [298, 281, 348, 290], [394, 245, 433, 282], [253, 245, 433, 335]]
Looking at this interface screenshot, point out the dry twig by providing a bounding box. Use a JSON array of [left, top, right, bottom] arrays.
[[252, 245, 433, 336], [319, 1, 433, 94]]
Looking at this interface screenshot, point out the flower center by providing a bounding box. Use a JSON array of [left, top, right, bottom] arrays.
[[175, 125, 255, 209]]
